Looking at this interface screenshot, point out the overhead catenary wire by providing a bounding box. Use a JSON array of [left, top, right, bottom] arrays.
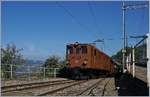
[[56, 2, 94, 34], [124, 3, 148, 10], [137, 7, 146, 35], [126, 3, 148, 47], [56, 2, 114, 41], [87, 2, 102, 36], [87, 2, 120, 52], [87, 2, 106, 51]]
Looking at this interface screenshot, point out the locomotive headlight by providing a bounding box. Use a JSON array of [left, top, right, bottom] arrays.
[[66, 60, 70, 64], [83, 60, 88, 64]]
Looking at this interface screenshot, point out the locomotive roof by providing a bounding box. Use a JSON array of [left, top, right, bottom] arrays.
[[67, 42, 112, 60], [94, 46, 112, 60], [67, 43, 95, 46]]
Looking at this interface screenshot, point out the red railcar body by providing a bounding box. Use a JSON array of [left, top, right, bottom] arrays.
[[66, 43, 114, 74], [59, 42, 115, 79]]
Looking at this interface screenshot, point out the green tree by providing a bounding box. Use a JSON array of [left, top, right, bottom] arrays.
[[43, 55, 60, 68], [111, 45, 146, 66], [112, 49, 123, 64], [58, 57, 66, 69], [135, 44, 147, 66], [1, 44, 24, 79], [42, 55, 66, 77], [111, 47, 132, 64]]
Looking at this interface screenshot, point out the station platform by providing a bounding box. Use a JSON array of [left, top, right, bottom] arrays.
[[115, 73, 149, 96]]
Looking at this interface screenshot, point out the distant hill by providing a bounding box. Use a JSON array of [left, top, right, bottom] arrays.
[[24, 59, 44, 65], [15, 59, 44, 74]]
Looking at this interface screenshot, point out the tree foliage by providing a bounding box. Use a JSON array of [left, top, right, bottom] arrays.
[[135, 44, 146, 61], [43, 55, 62, 68], [42, 55, 66, 77], [111, 49, 123, 64], [134, 44, 147, 66], [43, 55, 66, 68], [1, 44, 24, 78], [112, 44, 146, 66], [58, 58, 66, 68], [112, 47, 132, 64]]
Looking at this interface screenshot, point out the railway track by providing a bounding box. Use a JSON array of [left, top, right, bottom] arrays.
[[37, 78, 112, 96], [76, 78, 111, 96], [101, 79, 111, 96], [76, 78, 106, 96], [37, 80, 87, 96], [1, 79, 74, 93], [2, 78, 114, 96]]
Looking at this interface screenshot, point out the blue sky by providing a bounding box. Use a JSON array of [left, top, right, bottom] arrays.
[[2, 1, 149, 61]]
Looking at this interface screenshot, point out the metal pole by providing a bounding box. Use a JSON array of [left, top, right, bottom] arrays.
[[126, 56, 129, 72], [132, 47, 135, 78], [147, 33, 150, 87], [126, 34, 128, 49], [28, 65, 31, 81], [43, 67, 45, 79], [54, 68, 56, 78], [129, 53, 131, 73], [10, 64, 13, 80], [121, 3, 148, 74], [122, 2, 126, 73]]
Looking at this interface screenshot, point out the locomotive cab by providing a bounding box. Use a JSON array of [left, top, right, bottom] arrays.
[[66, 43, 89, 69], [61, 42, 115, 79]]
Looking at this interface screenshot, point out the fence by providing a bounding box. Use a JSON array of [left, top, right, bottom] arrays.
[[1, 64, 60, 81]]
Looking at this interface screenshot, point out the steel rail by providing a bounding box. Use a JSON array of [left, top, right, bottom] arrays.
[[2, 80, 74, 93], [76, 78, 105, 96], [101, 79, 111, 96], [37, 80, 87, 96], [2, 79, 67, 89]]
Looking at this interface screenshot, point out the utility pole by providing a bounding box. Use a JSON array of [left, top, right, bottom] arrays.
[[147, 33, 150, 87], [122, 2, 126, 73], [121, 2, 148, 73]]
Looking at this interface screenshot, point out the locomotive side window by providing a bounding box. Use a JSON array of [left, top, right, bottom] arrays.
[[81, 46, 87, 54], [94, 49, 96, 63], [67, 46, 73, 54], [94, 49, 96, 56]]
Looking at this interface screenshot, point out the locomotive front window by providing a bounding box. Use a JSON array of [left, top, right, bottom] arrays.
[[67, 46, 73, 54], [76, 47, 81, 54], [81, 46, 87, 54]]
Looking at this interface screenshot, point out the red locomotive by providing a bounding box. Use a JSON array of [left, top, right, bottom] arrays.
[[59, 42, 115, 79]]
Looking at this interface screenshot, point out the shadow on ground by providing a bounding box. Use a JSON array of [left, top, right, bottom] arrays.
[[115, 73, 149, 96]]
